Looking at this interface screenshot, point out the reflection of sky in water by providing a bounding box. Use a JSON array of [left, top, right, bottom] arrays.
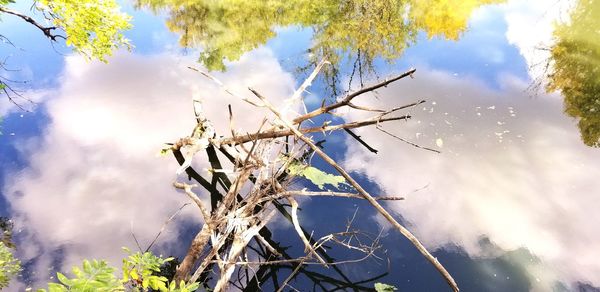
[[0, 0, 598, 291]]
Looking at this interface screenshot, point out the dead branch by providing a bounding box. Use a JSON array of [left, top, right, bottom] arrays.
[[0, 6, 64, 41], [292, 68, 416, 124], [173, 182, 210, 220], [168, 60, 457, 292], [248, 87, 459, 292], [264, 190, 404, 201], [214, 115, 410, 146]]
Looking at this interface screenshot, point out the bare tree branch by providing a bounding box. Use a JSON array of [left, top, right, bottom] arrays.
[[0, 6, 64, 41], [292, 68, 416, 124]]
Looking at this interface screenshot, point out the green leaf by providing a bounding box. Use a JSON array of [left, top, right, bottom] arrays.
[[45, 259, 121, 291], [129, 268, 139, 280], [56, 273, 71, 286], [287, 160, 346, 189], [82, 260, 92, 274], [47, 283, 66, 292], [374, 282, 398, 292]]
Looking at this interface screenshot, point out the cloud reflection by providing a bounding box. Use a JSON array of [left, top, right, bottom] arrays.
[[342, 68, 600, 290], [502, 0, 575, 80], [3, 49, 295, 287]]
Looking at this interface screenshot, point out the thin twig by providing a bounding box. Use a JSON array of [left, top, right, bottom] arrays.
[[130, 222, 143, 253], [287, 196, 327, 265], [264, 190, 404, 202], [145, 203, 190, 252], [188, 66, 263, 107], [277, 259, 304, 292], [376, 125, 441, 154]]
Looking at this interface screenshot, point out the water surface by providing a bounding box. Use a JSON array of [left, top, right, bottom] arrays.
[[1, 0, 599, 291]]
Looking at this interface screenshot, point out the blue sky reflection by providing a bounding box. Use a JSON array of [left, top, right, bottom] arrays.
[[1, 0, 598, 291]]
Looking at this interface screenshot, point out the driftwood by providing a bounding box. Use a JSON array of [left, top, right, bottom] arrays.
[[167, 61, 459, 291]]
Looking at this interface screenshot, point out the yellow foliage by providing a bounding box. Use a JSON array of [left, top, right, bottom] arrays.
[[136, 0, 504, 71], [546, 0, 600, 147]]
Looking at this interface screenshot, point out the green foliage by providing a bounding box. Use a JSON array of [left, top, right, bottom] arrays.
[[40, 248, 199, 292], [121, 247, 172, 291], [0, 242, 20, 289], [36, 0, 132, 62], [547, 0, 600, 147], [287, 160, 346, 189], [136, 0, 503, 72], [45, 260, 122, 292], [374, 282, 398, 292]]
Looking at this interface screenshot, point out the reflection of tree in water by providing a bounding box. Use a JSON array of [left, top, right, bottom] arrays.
[[0, 217, 14, 249], [136, 0, 502, 94], [546, 0, 600, 147]]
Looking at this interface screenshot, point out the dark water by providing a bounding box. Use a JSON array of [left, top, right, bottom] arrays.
[[1, 0, 599, 291]]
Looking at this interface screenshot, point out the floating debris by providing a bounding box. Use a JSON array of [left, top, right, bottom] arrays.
[[436, 138, 444, 148]]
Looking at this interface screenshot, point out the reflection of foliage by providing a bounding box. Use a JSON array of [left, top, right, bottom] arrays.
[[36, 0, 132, 62], [411, 0, 500, 39], [547, 0, 600, 147], [0, 0, 131, 111], [136, 0, 501, 78], [0, 217, 14, 249], [0, 0, 131, 62], [0, 242, 20, 289], [0, 217, 19, 288]]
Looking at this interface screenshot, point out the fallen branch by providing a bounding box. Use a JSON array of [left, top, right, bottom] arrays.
[[169, 60, 456, 291], [249, 87, 459, 292], [264, 190, 404, 202], [215, 115, 410, 146], [292, 68, 416, 124]]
